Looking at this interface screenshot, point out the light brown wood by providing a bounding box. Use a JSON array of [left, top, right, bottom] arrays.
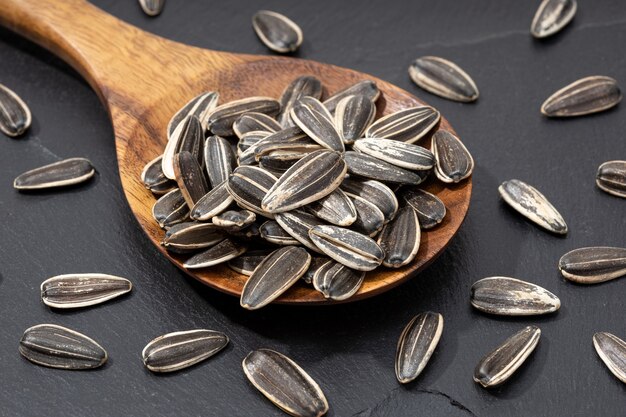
[[0, 0, 472, 304]]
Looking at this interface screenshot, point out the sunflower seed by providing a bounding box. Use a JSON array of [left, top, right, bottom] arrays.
[[252, 10, 303, 54], [324, 80, 380, 113], [596, 160, 626, 198], [260, 220, 300, 245], [241, 246, 311, 309], [228, 250, 273, 276], [401, 188, 446, 229], [275, 210, 326, 253], [470, 277, 561, 316], [230, 222, 261, 240], [138, 0, 164, 16], [142, 329, 228, 373], [593, 332, 626, 384], [153, 188, 189, 228], [19, 324, 107, 370], [431, 130, 474, 183], [183, 238, 247, 269], [365, 106, 440, 144], [350, 196, 385, 237], [259, 150, 312, 172], [309, 225, 384, 271], [163, 115, 204, 179], [40, 274, 131, 309], [409, 56, 479, 102], [208, 97, 280, 136], [14, 158, 95, 190], [335, 95, 376, 144], [213, 209, 256, 230], [474, 325, 541, 388], [234, 113, 281, 138], [204, 135, 236, 188], [255, 142, 322, 161], [312, 261, 364, 300], [531, 0, 577, 38], [141, 155, 176, 195], [305, 189, 357, 226], [278, 76, 323, 127], [558, 247, 626, 284], [541, 76, 622, 117], [190, 181, 234, 221], [262, 150, 347, 213], [168, 92, 219, 139], [341, 178, 399, 223], [173, 151, 209, 207], [227, 166, 278, 218], [395, 312, 444, 384], [303, 257, 331, 284], [377, 206, 420, 268], [0, 83, 31, 137], [345, 151, 423, 185], [291, 97, 344, 152], [353, 138, 435, 170], [238, 131, 272, 154], [499, 179, 568, 234], [163, 223, 226, 251]]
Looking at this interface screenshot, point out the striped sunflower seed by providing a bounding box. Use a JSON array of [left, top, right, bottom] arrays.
[[409, 56, 479, 102], [228, 250, 273, 276], [234, 113, 281, 138], [395, 312, 444, 384], [204, 135, 236, 188], [596, 160, 626, 198], [345, 151, 424, 184], [350, 196, 385, 237], [335, 95, 376, 144], [41, 274, 132, 309], [255, 142, 322, 161], [558, 247, 626, 284], [252, 10, 303, 54], [259, 149, 313, 172], [227, 166, 278, 218], [142, 329, 228, 373], [190, 181, 234, 221], [163, 115, 204, 179], [275, 210, 326, 253], [14, 158, 95, 190], [213, 209, 256, 230], [183, 238, 247, 269], [470, 277, 561, 316], [499, 179, 568, 235], [341, 178, 399, 223], [238, 131, 272, 154], [593, 332, 626, 384], [541, 76, 622, 117], [207, 97, 280, 136], [262, 150, 347, 213], [260, 220, 300, 245], [167, 92, 219, 139], [401, 187, 446, 229], [353, 138, 435, 170], [303, 256, 331, 284], [377, 206, 420, 268], [242, 349, 329, 417], [309, 225, 384, 271], [240, 246, 311, 310], [305, 189, 357, 226], [431, 130, 474, 183], [141, 155, 176, 195], [474, 325, 541, 388], [278, 76, 323, 127], [229, 222, 261, 240], [531, 0, 577, 38], [162, 223, 226, 251], [365, 106, 440, 144], [19, 324, 107, 370], [138, 0, 164, 16], [0, 83, 31, 137], [152, 188, 189, 228], [324, 80, 380, 113], [173, 151, 209, 207], [290, 97, 344, 152], [312, 261, 365, 301]]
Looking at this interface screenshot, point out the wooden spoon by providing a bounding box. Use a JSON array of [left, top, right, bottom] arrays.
[[0, 0, 471, 304]]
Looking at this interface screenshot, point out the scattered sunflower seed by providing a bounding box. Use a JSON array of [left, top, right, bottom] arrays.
[[290, 97, 344, 152], [395, 312, 444, 384], [152, 188, 189, 228], [365, 106, 440, 144], [204, 135, 236, 188], [228, 250, 273, 276], [350, 196, 385, 237], [252, 10, 303, 54], [41, 274, 132, 309], [353, 138, 435, 170], [596, 160, 626, 198], [341, 178, 399, 223], [234, 113, 281, 138], [213, 209, 256, 231], [593, 332, 626, 384], [183, 238, 247, 269], [401, 187, 446, 229], [312, 261, 364, 301], [190, 181, 234, 221], [0, 83, 31, 137], [167, 92, 219, 139], [14, 158, 95, 190], [138, 0, 164, 16], [208, 97, 280, 136], [431, 130, 474, 183], [309, 225, 384, 271], [141, 155, 176, 195], [278, 76, 323, 127], [345, 151, 424, 184], [409, 56, 479, 102], [324, 80, 380, 113], [377, 206, 420, 268], [163, 115, 204, 179], [275, 210, 326, 253], [470, 277, 561, 316], [162, 223, 225, 251], [541, 76, 622, 117], [335, 95, 376, 144], [305, 188, 357, 226], [531, 0, 577, 39], [260, 220, 300, 245], [558, 247, 626, 284], [227, 166, 278, 218], [173, 151, 209, 207]]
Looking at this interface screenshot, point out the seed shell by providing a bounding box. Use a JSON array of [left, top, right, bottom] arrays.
[[471, 277, 561, 316], [213, 209, 256, 231], [365, 106, 440, 144], [173, 151, 209, 207], [350, 196, 385, 237], [278, 76, 323, 127], [190, 181, 234, 221], [335, 95, 376, 144], [305, 189, 357, 226], [291, 97, 344, 152], [309, 225, 384, 271], [208, 97, 280, 136], [228, 250, 274, 276], [345, 151, 424, 184], [204, 135, 237, 188], [558, 247, 626, 284], [395, 312, 444, 384], [260, 220, 300, 246], [401, 187, 446, 229], [242, 349, 329, 417], [409, 56, 479, 102], [14, 157, 95, 190], [252, 10, 303, 54], [531, 0, 577, 38], [312, 261, 364, 301], [152, 188, 189, 228], [167, 92, 219, 139], [341, 178, 399, 223], [163, 114, 204, 179], [596, 160, 626, 198], [183, 238, 247, 269], [275, 210, 326, 253], [238, 131, 272, 154], [0, 83, 31, 137], [142, 329, 228, 373], [324, 80, 380, 113], [303, 257, 331, 284], [141, 155, 176, 195], [377, 206, 420, 268], [431, 130, 473, 183], [163, 223, 226, 251], [234, 113, 281, 138], [138, 0, 164, 16], [353, 138, 435, 170], [541, 76, 622, 117], [593, 332, 626, 384], [41, 274, 132, 309], [19, 324, 107, 370], [227, 166, 278, 218]]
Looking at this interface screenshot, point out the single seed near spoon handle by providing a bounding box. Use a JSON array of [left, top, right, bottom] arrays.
[[13, 158, 95, 190], [395, 312, 444, 384], [0, 83, 32, 137], [252, 10, 303, 54]]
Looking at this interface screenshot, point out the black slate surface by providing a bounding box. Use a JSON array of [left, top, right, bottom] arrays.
[[1, 1, 625, 416]]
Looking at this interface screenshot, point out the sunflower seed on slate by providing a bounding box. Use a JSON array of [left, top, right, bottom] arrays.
[[41, 274, 132, 309], [19, 324, 107, 370], [341, 178, 399, 223], [252, 10, 303, 54], [470, 277, 561, 316], [213, 210, 256, 230], [190, 181, 234, 221], [303, 257, 331, 284], [173, 151, 209, 207], [309, 225, 384, 271], [401, 188, 446, 229], [409, 56, 479, 102], [593, 332, 626, 384], [474, 326, 541, 388], [234, 113, 281, 138], [596, 160, 626, 198], [204, 135, 236, 188], [142, 329, 228, 373], [431, 130, 474, 183], [14, 158, 95, 190], [395, 312, 444, 384], [163, 115, 204, 179], [305, 189, 357, 226], [227, 166, 278, 218], [377, 206, 420, 268], [312, 261, 364, 300], [260, 221, 300, 245], [335, 95, 376, 144], [241, 246, 311, 309], [153, 188, 189, 228], [238, 131, 272, 154], [138, 0, 164, 16], [350, 196, 385, 237], [278, 76, 323, 127], [499, 179, 568, 234], [353, 138, 435, 170], [262, 150, 347, 213], [345, 151, 423, 185], [183, 238, 246, 269], [365, 106, 440, 144], [541, 76, 622, 117], [168, 92, 219, 139], [0, 83, 31, 137], [141, 155, 176, 195], [163, 223, 226, 251], [291, 97, 344, 152], [324, 80, 380, 113], [228, 250, 273, 276], [558, 247, 626, 284], [531, 0, 577, 38], [208, 97, 280, 136], [275, 210, 326, 253]]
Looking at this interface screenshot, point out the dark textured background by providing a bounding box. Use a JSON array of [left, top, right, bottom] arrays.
[[1, 1, 625, 416]]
